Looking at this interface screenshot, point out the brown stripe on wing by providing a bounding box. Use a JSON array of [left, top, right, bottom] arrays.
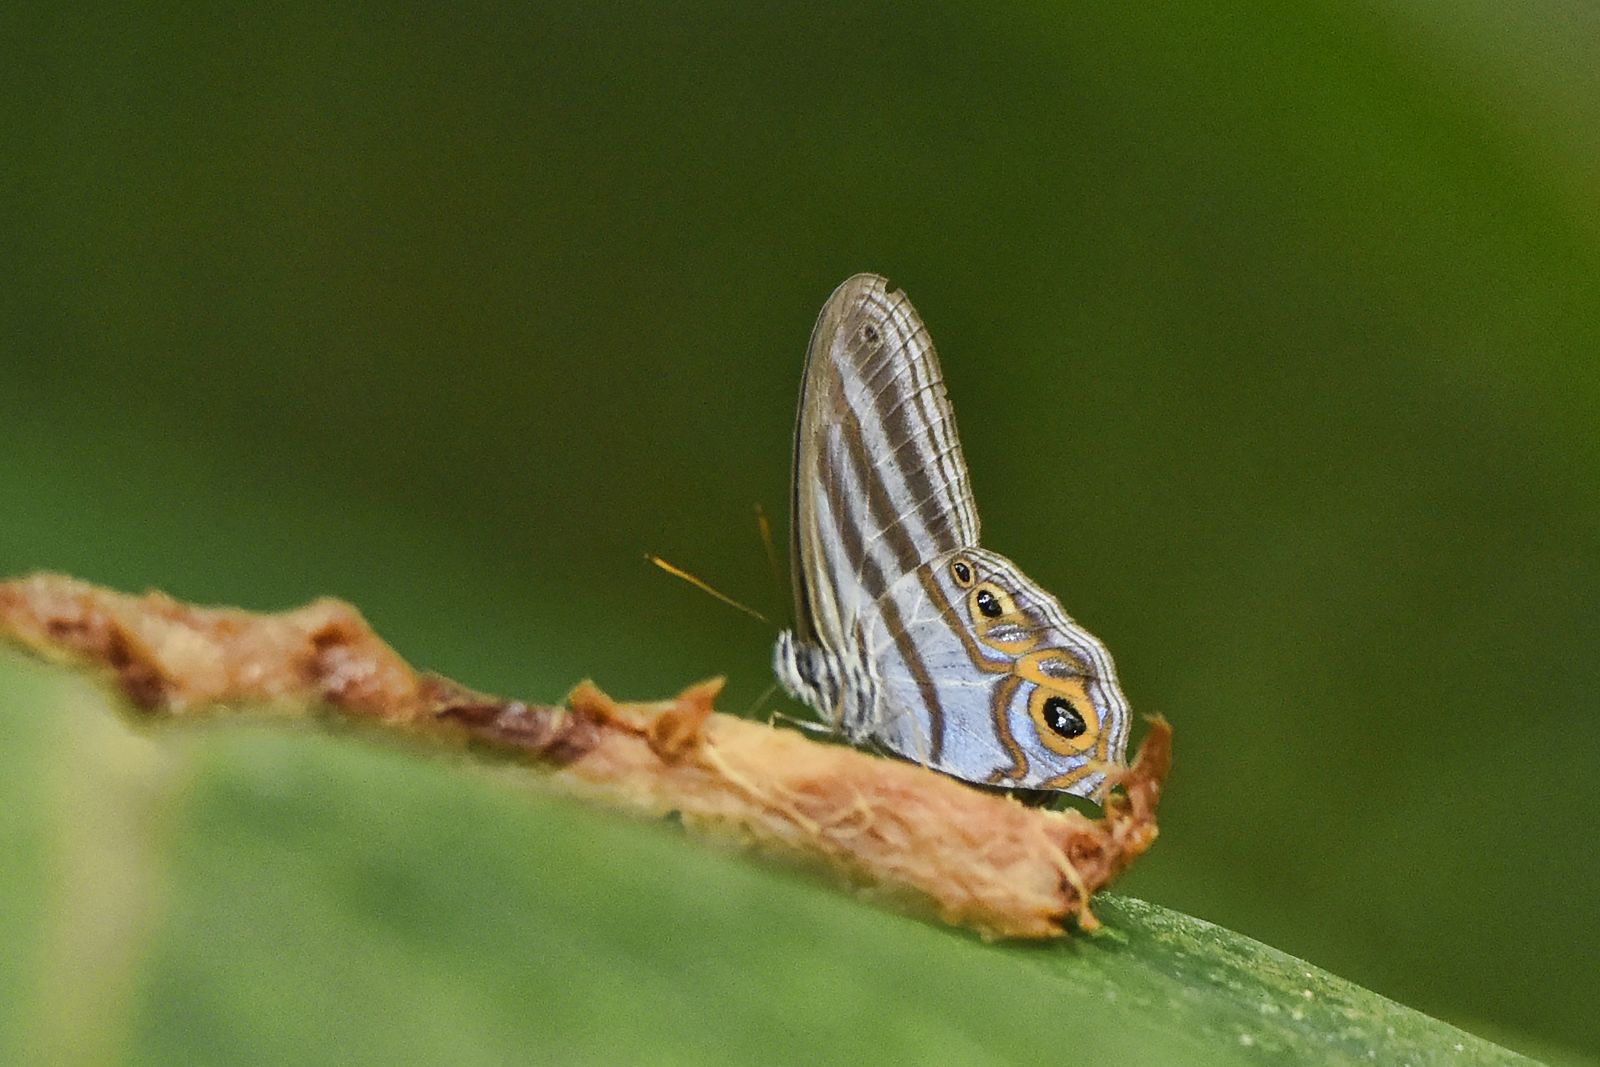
[[986, 672, 1029, 783], [876, 588, 946, 766], [872, 284, 979, 538], [1095, 693, 1115, 767], [915, 567, 1011, 676], [856, 293, 974, 559], [789, 276, 873, 644], [1037, 763, 1097, 792], [820, 413, 878, 610], [838, 409, 919, 597]]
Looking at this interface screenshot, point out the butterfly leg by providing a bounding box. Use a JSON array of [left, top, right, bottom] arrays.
[[767, 706, 838, 738]]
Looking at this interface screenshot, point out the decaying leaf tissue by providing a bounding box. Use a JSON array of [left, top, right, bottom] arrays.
[[0, 573, 1170, 939]]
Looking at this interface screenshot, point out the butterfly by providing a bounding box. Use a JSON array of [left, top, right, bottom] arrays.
[[773, 274, 1132, 798]]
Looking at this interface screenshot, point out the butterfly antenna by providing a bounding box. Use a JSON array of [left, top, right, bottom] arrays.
[[753, 502, 793, 627], [646, 554, 772, 626]]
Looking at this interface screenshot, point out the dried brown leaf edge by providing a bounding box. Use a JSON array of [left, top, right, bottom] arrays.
[[0, 573, 1171, 939]]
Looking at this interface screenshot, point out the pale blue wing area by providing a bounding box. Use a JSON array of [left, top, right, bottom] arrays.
[[856, 552, 1125, 798]]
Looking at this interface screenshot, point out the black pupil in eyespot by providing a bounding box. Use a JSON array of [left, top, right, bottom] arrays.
[[862, 325, 880, 343], [1043, 696, 1086, 739], [975, 589, 1003, 618], [953, 562, 971, 583]]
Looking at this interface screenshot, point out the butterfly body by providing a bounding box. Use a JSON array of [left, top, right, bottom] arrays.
[[774, 274, 1131, 797]]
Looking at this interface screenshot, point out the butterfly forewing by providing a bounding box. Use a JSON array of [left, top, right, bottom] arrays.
[[789, 274, 979, 647]]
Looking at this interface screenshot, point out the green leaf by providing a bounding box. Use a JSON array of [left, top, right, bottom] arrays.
[[0, 648, 1538, 1066]]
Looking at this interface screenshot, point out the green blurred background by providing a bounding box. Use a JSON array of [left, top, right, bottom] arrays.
[[3, 1, 1597, 1061]]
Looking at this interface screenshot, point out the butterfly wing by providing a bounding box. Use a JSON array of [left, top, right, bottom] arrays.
[[789, 274, 980, 648], [859, 548, 1132, 798], [780, 273, 1133, 798]]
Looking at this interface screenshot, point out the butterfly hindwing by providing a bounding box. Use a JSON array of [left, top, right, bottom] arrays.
[[859, 549, 1130, 797]]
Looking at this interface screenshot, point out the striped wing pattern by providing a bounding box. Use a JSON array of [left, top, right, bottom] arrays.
[[788, 274, 978, 647], [774, 274, 1131, 798]]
